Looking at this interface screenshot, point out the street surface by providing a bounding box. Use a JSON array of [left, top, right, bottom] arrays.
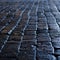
[[0, 0, 60, 60]]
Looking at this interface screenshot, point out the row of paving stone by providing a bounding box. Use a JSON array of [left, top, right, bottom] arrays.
[[0, 0, 60, 60], [0, 1, 37, 60], [42, 0, 60, 60]]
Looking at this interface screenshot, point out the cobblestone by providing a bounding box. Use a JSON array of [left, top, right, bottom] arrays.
[[0, 0, 60, 60]]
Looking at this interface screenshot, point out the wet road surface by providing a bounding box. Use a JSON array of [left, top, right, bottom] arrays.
[[0, 0, 60, 60]]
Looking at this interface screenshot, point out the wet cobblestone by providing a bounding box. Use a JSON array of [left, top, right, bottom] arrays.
[[0, 0, 60, 60]]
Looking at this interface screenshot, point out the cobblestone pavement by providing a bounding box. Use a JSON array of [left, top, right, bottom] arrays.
[[0, 0, 60, 60]]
